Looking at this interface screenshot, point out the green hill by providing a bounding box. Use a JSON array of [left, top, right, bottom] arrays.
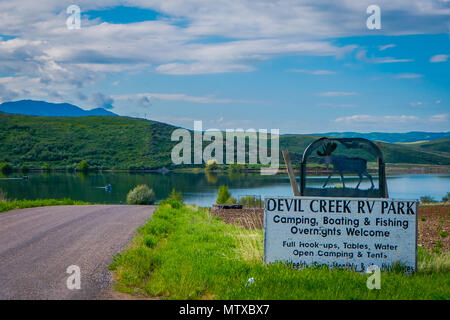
[[0, 113, 176, 170], [0, 113, 449, 170], [400, 139, 450, 154], [280, 135, 450, 165], [310, 131, 450, 143]]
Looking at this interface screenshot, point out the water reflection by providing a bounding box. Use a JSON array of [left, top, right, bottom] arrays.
[[0, 172, 448, 207]]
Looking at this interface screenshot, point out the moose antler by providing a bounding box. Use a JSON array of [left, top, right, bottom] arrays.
[[317, 142, 337, 157]]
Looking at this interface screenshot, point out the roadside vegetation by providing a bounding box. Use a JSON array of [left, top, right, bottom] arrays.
[[0, 193, 89, 213], [420, 192, 450, 205], [110, 199, 450, 300], [238, 195, 264, 208], [126, 185, 156, 205]]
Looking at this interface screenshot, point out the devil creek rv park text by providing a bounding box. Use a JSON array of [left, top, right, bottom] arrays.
[[264, 197, 417, 272]]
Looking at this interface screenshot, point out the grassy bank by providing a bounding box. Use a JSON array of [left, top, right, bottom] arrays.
[[0, 198, 90, 213], [109, 203, 450, 300]]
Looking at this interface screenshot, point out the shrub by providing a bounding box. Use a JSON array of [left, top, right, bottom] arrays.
[[216, 185, 236, 204], [225, 196, 237, 204], [143, 234, 158, 248], [0, 188, 7, 202], [77, 160, 90, 172], [126, 185, 156, 205], [239, 196, 263, 208], [168, 188, 183, 203], [420, 195, 435, 204], [159, 189, 184, 208], [20, 164, 29, 173], [205, 158, 218, 171], [41, 163, 51, 171], [442, 192, 449, 202], [229, 163, 244, 172], [0, 162, 12, 174]]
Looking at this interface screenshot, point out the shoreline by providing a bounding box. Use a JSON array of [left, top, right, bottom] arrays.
[[4, 163, 448, 175]]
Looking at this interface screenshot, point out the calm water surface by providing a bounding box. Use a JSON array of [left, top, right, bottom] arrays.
[[0, 172, 448, 207]]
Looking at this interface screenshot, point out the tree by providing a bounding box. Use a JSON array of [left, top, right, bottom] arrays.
[[20, 164, 29, 173], [77, 160, 89, 172], [216, 185, 236, 204], [206, 158, 218, 171], [0, 162, 12, 174]]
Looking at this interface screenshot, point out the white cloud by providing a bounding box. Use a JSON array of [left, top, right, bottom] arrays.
[[318, 91, 358, 97], [430, 54, 449, 62], [156, 62, 254, 75], [317, 103, 357, 107], [289, 69, 336, 75], [409, 101, 423, 107], [113, 92, 256, 104], [395, 73, 423, 79], [378, 44, 396, 51], [0, 83, 19, 102], [89, 92, 114, 109], [356, 50, 414, 64], [429, 114, 448, 122], [335, 114, 419, 124], [0, 0, 448, 102]]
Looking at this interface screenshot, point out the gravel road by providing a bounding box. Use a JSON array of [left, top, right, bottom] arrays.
[[0, 205, 154, 300]]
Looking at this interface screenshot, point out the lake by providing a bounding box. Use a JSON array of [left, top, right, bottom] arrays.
[[0, 172, 448, 207]]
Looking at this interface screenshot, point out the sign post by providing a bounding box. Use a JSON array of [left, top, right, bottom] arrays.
[[264, 196, 417, 272]]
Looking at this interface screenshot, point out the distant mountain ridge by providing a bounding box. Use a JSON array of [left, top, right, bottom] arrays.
[[1, 100, 448, 144], [0, 100, 117, 117], [309, 131, 450, 143]]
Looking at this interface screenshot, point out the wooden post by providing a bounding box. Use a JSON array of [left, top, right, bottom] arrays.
[[282, 150, 300, 196], [376, 142, 389, 198]]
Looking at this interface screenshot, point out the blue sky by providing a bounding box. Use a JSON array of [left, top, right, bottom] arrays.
[[0, 1, 449, 133]]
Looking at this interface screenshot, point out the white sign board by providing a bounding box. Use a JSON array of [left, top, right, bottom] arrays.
[[264, 197, 417, 272]]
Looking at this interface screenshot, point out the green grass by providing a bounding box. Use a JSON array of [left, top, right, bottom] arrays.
[[0, 198, 90, 213], [109, 203, 450, 300]]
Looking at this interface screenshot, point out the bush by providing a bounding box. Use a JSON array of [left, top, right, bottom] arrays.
[[0, 162, 12, 174], [77, 160, 90, 172], [442, 192, 449, 202], [0, 188, 7, 202], [20, 164, 29, 173], [168, 188, 183, 203], [205, 158, 218, 171], [239, 196, 263, 208], [216, 185, 236, 204], [225, 196, 237, 204], [420, 195, 436, 204], [143, 234, 158, 248], [126, 185, 156, 205], [41, 163, 51, 171], [159, 189, 184, 208], [229, 163, 244, 172]]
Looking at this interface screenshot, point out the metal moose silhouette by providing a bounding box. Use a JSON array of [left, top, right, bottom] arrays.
[[317, 142, 374, 189]]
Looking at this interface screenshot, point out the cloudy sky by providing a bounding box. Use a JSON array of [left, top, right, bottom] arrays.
[[0, 0, 449, 133]]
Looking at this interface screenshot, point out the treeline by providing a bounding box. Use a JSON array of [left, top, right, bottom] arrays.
[[0, 112, 449, 171]]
